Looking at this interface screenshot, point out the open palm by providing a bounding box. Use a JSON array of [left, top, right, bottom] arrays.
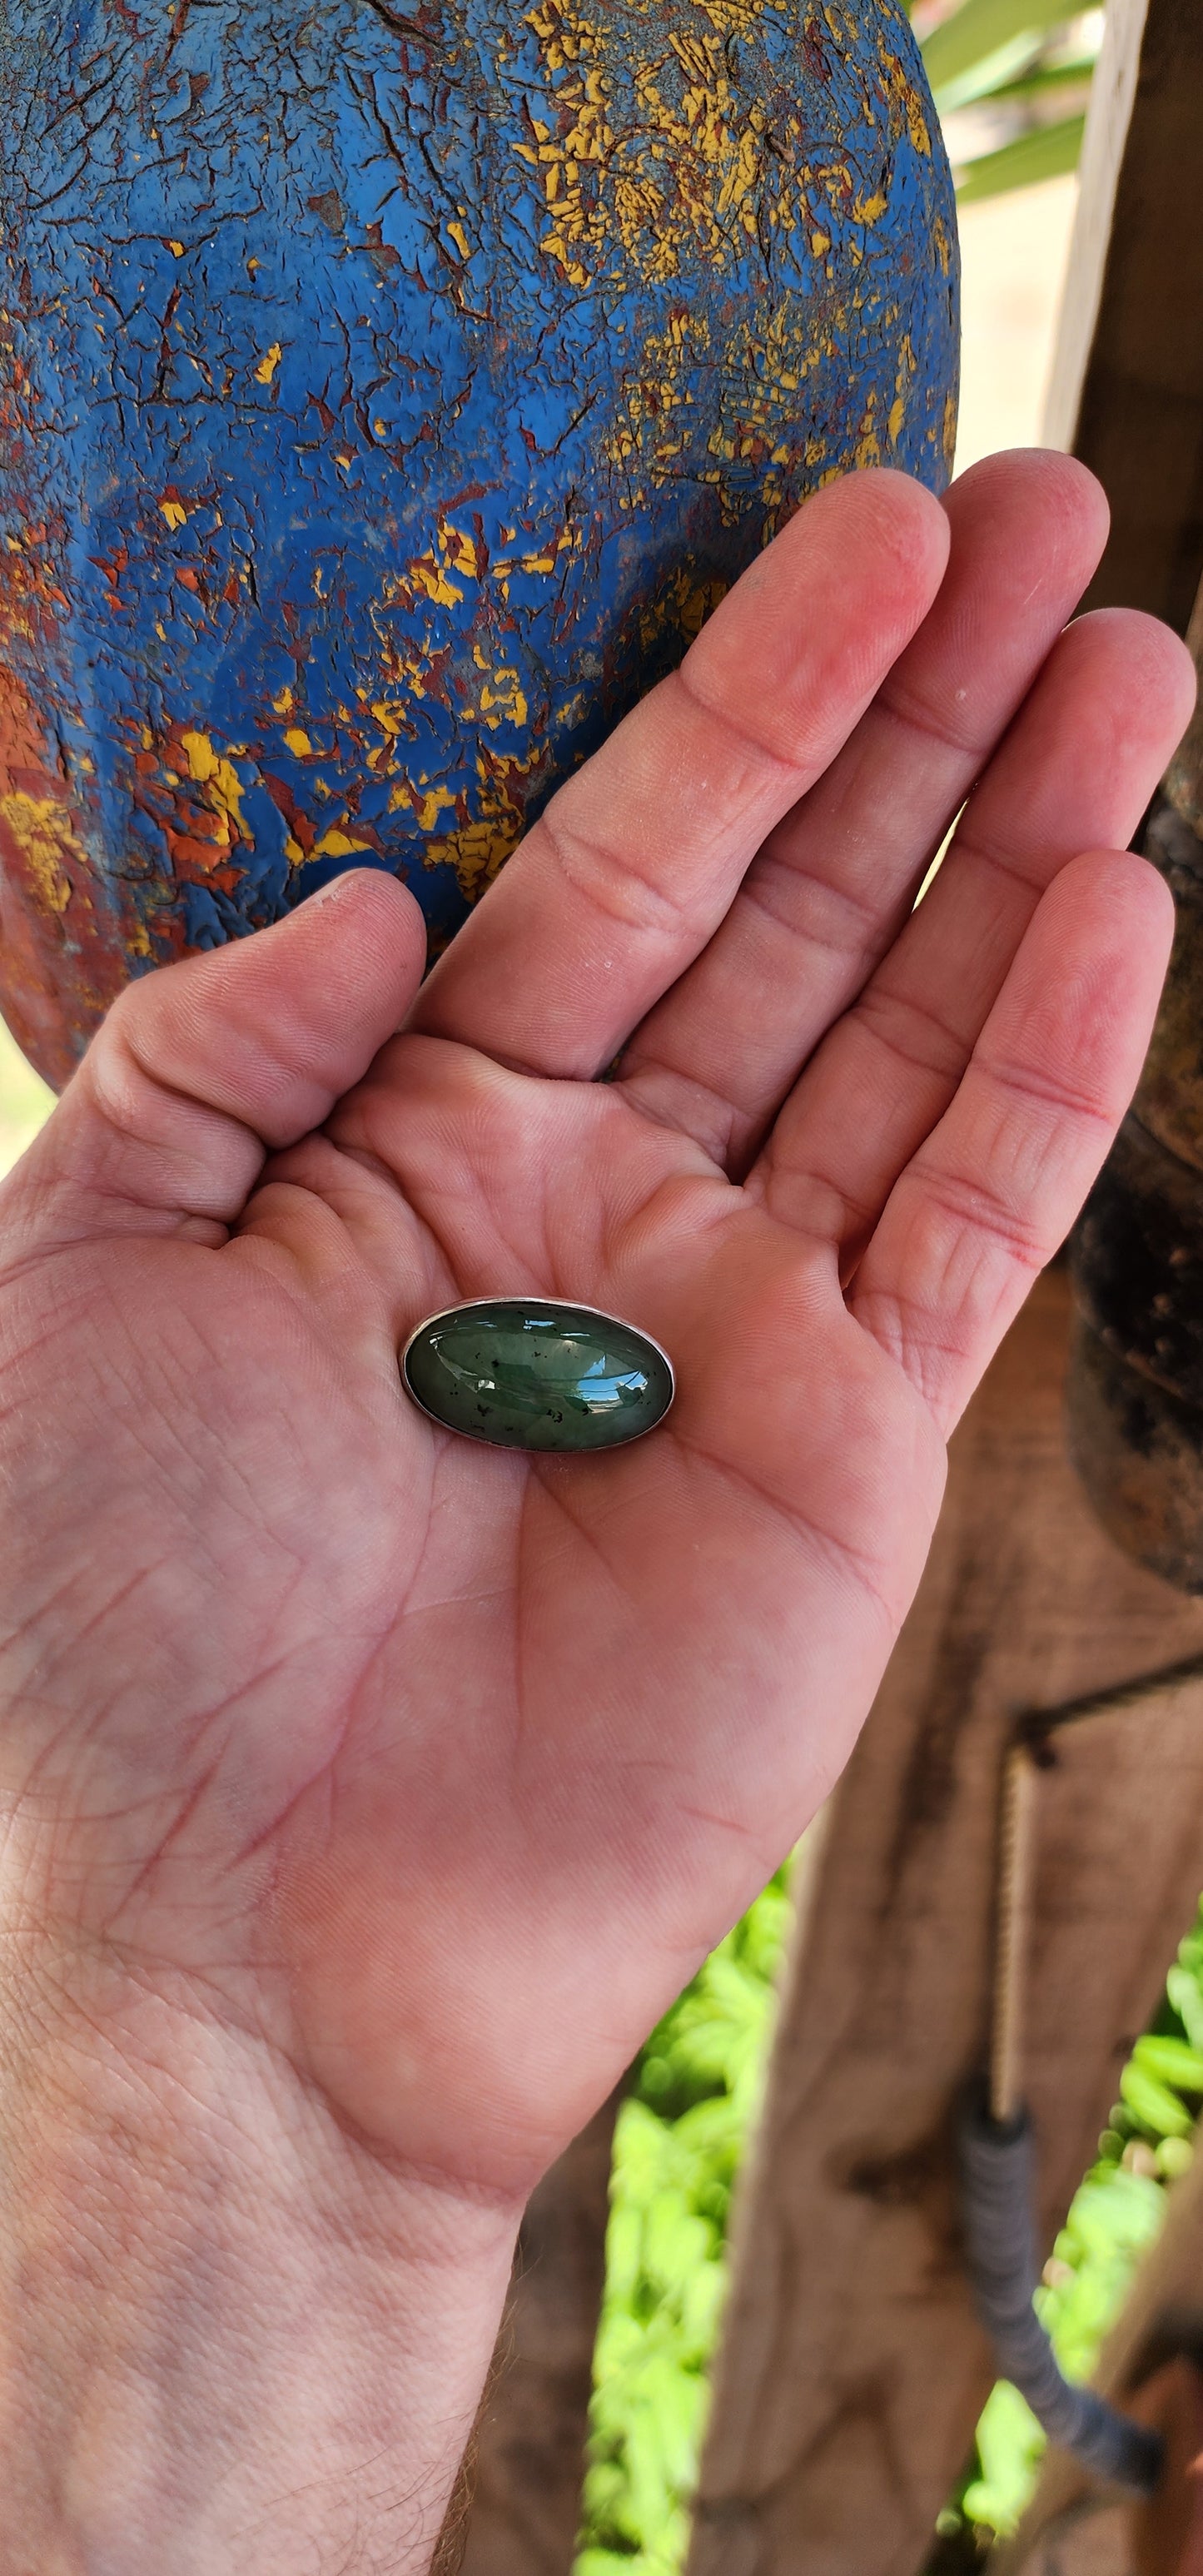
[[0, 458, 1191, 2206]]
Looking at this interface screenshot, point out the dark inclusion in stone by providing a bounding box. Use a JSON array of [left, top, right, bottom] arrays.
[[401, 1300, 674, 1452]]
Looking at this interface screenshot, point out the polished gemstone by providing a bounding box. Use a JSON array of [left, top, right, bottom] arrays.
[[401, 1300, 674, 1452]]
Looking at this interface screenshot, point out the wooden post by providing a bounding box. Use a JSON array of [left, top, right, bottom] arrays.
[[687, 1271, 1203, 2576], [1044, 0, 1203, 630], [457, 2095, 618, 2576]]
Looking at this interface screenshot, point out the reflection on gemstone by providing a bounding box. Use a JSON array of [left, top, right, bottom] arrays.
[[401, 1299, 674, 1452]]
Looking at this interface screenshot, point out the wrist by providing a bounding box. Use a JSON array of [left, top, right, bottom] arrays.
[[0, 1947, 519, 2575]]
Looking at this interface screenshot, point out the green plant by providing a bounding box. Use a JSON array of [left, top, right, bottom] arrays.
[[573, 1870, 793, 2573], [945, 1897, 1203, 2549], [578, 1872, 1203, 2575], [913, 0, 1103, 201]]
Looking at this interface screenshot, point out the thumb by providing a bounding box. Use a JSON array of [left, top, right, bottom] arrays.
[[2, 870, 426, 1246]]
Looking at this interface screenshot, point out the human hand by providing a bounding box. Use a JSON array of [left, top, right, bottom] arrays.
[[0, 455, 1191, 2567]]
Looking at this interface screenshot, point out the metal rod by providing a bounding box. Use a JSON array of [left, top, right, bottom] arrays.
[[991, 1742, 1038, 2128]]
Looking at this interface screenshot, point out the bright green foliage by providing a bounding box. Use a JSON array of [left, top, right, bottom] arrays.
[[1119, 2060, 1194, 2139], [919, 0, 1086, 100], [1131, 2033, 1203, 2092], [912, 0, 1103, 202], [955, 114, 1086, 202], [959, 2381, 1046, 2534], [573, 1872, 793, 2573], [1035, 2166, 1166, 2379], [575, 1877, 1203, 2569]]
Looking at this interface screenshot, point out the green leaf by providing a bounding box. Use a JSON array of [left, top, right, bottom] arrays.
[[932, 30, 1047, 116], [961, 2380, 1046, 2534], [956, 113, 1086, 203], [1133, 2033, 1203, 2093], [987, 56, 1100, 107], [577, 1862, 797, 2576], [921, 0, 1080, 97], [1119, 2061, 1194, 2139], [1167, 1962, 1203, 2050]]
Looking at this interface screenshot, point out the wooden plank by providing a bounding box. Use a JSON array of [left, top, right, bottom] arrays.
[[458, 2094, 618, 2576], [1042, 0, 1149, 459], [688, 1270, 1203, 2576], [1042, 0, 1203, 631]]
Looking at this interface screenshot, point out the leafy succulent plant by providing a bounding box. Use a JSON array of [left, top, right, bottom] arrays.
[[576, 1872, 1203, 2574]]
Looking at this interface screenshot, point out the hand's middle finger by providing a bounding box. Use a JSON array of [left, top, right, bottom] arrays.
[[409, 470, 949, 1081]]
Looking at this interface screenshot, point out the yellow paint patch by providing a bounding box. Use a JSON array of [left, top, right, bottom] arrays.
[[877, 41, 932, 160], [425, 809, 522, 903], [479, 669, 529, 730], [853, 189, 888, 226], [255, 341, 283, 385], [370, 699, 409, 738], [634, 564, 727, 657], [422, 749, 544, 903], [410, 556, 463, 608], [284, 726, 313, 757], [390, 780, 459, 830], [446, 218, 471, 258], [311, 825, 375, 860], [167, 239, 186, 257], [442, 525, 479, 579], [0, 792, 81, 913], [272, 686, 295, 714], [179, 732, 249, 840], [889, 332, 916, 449], [159, 497, 188, 531], [522, 0, 802, 294]]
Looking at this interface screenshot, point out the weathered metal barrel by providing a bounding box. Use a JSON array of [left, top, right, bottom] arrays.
[[0, 0, 959, 1091], [1069, 584, 1203, 1589]]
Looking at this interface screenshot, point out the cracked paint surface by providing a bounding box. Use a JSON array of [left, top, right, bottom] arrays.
[[0, 0, 958, 1088]]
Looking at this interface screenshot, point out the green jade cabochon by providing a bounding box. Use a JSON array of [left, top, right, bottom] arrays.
[[401, 1300, 674, 1453]]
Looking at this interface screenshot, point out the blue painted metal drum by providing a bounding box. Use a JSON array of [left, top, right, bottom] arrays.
[[0, 0, 958, 1087]]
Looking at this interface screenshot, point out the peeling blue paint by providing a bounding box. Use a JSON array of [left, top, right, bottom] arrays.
[[0, 0, 958, 1086]]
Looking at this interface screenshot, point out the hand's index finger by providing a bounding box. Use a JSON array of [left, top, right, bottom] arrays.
[[409, 471, 949, 1084]]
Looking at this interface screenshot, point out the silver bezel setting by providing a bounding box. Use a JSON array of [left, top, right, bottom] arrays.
[[399, 1296, 676, 1446]]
